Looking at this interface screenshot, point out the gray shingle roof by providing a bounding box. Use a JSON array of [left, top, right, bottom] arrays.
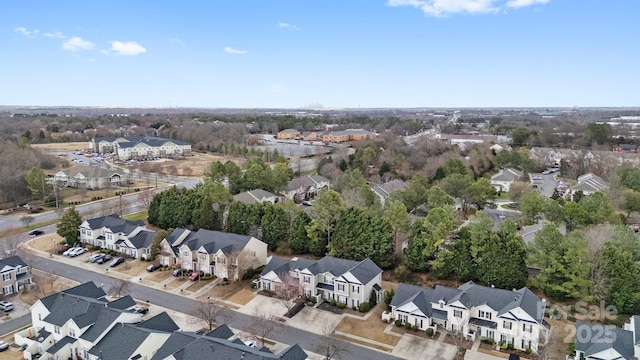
[[575, 321, 634, 359], [264, 256, 382, 285], [136, 311, 179, 332], [88, 323, 151, 360], [572, 173, 609, 193], [58, 165, 123, 180], [490, 168, 523, 182], [107, 295, 136, 310], [85, 214, 145, 237], [392, 281, 544, 325], [46, 335, 75, 355], [128, 230, 155, 249], [205, 324, 234, 340], [94, 136, 189, 147], [372, 179, 408, 199], [167, 228, 255, 255], [0, 255, 27, 268], [233, 189, 277, 205]]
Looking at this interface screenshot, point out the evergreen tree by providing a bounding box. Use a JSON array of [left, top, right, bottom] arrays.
[[289, 212, 311, 254], [57, 206, 82, 246]]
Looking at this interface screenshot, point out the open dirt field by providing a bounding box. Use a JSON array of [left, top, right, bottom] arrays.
[[33, 142, 245, 177]]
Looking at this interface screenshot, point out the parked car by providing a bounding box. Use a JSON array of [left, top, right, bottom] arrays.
[[89, 253, 105, 263], [96, 254, 112, 264], [189, 270, 205, 281], [28, 230, 44, 237], [302, 201, 312, 206], [69, 247, 87, 257], [172, 268, 187, 277], [63, 247, 80, 256], [0, 301, 14, 312], [0, 340, 8, 351], [146, 263, 162, 272], [109, 257, 124, 267], [130, 306, 149, 314]]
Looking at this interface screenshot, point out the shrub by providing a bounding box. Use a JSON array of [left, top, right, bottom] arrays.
[[330, 299, 337, 307], [507, 343, 514, 350], [308, 296, 317, 304], [369, 289, 377, 306], [395, 319, 403, 327], [336, 302, 346, 309], [384, 288, 395, 311], [358, 302, 370, 313], [481, 338, 494, 345], [352, 306, 357, 311], [567, 315, 576, 322], [411, 325, 418, 331], [405, 322, 412, 330], [426, 328, 434, 337]]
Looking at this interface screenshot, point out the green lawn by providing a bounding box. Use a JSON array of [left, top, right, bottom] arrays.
[[123, 211, 148, 222]]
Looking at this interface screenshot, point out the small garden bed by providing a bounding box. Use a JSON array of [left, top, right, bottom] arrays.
[[317, 301, 344, 314]]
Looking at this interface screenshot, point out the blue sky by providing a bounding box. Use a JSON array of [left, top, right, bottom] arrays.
[[2, 1, 638, 108]]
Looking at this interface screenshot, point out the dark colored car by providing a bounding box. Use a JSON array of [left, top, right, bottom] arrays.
[[172, 268, 187, 277], [146, 263, 162, 272], [130, 306, 149, 314], [28, 230, 44, 237], [189, 270, 205, 281], [96, 254, 112, 264], [109, 257, 124, 267]]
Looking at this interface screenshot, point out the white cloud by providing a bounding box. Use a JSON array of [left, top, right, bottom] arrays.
[[62, 36, 95, 52], [386, 0, 548, 16], [43, 31, 66, 39], [224, 46, 248, 54], [169, 38, 187, 47], [109, 41, 147, 56], [278, 22, 299, 30], [505, 0, 548, 8], [14, 27, 39, 37]]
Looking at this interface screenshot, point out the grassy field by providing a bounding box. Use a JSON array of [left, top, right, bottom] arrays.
[[335, 304, 400, 346], [123, 211, 148, 222]]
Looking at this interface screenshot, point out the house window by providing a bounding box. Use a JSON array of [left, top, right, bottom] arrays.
[[337, 283, 345, 291], [352, 285, 359, 293], [503, 321, 512, 330], [454, 310, 463, 318], [3, 285, 12, 295], [478, 310, 492, 320], [522, 339, 530, 349], [304, 276, 310, 284], [54, 326, 60, 334], [183, 251, 190, 257], [523, 323, 532, 333], [69, 328, 75, 338], [2, 273, 10, 281]]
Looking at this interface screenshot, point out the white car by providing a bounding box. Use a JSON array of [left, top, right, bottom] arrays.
[[70, 248, 87, 257], [63, 247, 80, 256], [0, 301, 14, 312], [0, 340, 8, 351]]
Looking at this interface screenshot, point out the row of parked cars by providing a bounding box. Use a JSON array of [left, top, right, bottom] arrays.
[[63, 247, 126, 267]]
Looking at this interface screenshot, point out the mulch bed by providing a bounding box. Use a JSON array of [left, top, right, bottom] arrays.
[[317, 301, 344, 314]]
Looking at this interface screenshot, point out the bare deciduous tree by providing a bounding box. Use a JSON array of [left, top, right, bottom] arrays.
[[1, 227, 23, 258], [315, 321, 348, 360], [137, 188, 155, 208], [190, 299, 230, 331], [276, 272, 303, 316], [109, 279, 130, 298], [245, 308, 280, 347]]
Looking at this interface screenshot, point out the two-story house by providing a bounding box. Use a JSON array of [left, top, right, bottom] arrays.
[[258, 256, 384, 308], [79, 214, 156, 259], [283, 175, 331, 202], [160, 228, 267, 281], [570, 173, 609, 197], [15, 282, 143, 360], [89, 136, 191, 161], [16, 282, 309, 360], [53, 165, 126, 190], [371, 179, 408, 205], [0, 256, 33, 295], [490, 168, 523, 193], [233, 189, 278, 205], [389, 281, 548, 353]]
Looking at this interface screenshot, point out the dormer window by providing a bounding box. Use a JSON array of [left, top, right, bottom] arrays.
[[478, 310, 492, 320]]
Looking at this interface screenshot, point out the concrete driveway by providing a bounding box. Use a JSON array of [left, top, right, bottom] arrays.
[[391, 332, 457, 360]]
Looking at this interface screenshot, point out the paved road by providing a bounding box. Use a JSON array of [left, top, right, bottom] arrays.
[[0, 313, 31, 337], [28, 257, 400, 360]]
